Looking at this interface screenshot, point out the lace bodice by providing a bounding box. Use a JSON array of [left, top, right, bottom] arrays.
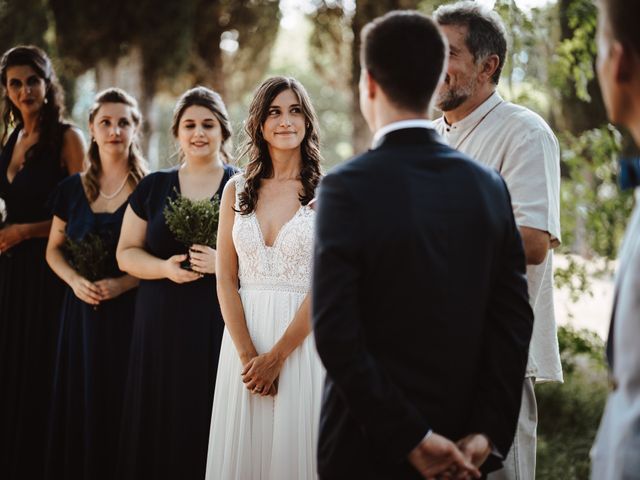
[[232, 175, 315, 293]]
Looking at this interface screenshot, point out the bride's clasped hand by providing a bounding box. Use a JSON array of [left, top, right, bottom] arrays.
[[241, 351, 283, 396]]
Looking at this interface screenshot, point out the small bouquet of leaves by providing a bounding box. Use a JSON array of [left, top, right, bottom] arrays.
[[163, 190, 220, 269], [63, 232, 113, 282], [0, 196, 7, 229]]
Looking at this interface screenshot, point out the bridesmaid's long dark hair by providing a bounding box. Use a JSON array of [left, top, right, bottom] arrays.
[[238, 76, 322, 215], [0, 45, 68, 159]]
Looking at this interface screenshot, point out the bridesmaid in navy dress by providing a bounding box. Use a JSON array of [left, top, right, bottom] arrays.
[[45, 88, 147, 480], [0, 46, 84, 478], [116, 87, 238, 479]]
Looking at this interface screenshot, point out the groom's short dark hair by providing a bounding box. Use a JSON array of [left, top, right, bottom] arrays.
[[361, 11, 446, 113], [599, 0, 640, 54]]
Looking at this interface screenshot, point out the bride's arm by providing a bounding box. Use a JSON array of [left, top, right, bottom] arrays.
[[217, 181, 258, 366], [272, 296, 312, 359]]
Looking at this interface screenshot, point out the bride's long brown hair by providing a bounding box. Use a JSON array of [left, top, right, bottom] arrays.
[[238, 76, 322, 215]]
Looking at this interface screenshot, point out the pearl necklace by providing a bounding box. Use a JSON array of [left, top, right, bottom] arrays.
[[99, 173, 130, 200]]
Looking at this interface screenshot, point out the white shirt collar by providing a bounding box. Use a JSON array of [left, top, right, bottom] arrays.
[[372, 119, 434, 149]]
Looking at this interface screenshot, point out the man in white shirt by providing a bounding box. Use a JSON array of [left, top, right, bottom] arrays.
[[433, 2, 562, 479], [591, 0, 640, 478]]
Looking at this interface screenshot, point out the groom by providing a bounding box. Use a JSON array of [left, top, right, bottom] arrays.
[[312, 11, 533, 480]]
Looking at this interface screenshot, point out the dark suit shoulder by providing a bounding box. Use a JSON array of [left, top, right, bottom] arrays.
[[326, 149, 372, 177], [429, 145, 511, 201], [325, 139, 512, 224]]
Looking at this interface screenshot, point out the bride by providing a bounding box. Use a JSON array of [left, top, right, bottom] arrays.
[[205, 76, 324, 479]]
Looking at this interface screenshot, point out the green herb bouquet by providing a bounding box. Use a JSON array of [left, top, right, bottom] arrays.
[[63, 233, 112, 282], [163, 191, 220, 270]]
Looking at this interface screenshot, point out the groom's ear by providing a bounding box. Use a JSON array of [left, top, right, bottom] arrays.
[[614, 40, 636, 84], [366, 70, 378, 100]]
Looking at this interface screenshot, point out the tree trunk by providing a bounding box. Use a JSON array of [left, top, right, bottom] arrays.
[[558, 0, 607, 135], [193, 34, 226, 100], [191, 1, 226, 99]]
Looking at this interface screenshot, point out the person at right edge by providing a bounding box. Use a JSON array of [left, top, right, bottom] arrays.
[[312, 10, 533, 480], [591, 0, 640, 479], [433, 3, 563, 479]]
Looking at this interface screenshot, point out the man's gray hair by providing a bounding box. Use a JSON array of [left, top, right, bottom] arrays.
[[434, 1, 507, 85]]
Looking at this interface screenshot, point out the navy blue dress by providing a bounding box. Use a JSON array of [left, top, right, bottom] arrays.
[[0, 126, 69, 479], [116, 165, 237, 480], [45, 173, 137, 480]]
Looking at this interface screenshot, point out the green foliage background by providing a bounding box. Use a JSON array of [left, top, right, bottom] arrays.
[[537, 325, 608, 479]]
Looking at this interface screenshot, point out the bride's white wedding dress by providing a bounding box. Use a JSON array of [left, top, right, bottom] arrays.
[[205, 175, 324, 480]]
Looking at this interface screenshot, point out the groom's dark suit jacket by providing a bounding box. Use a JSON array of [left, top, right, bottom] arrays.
[[312, 128, 533, 479]]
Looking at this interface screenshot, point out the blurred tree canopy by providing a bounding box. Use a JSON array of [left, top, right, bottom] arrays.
[[309, 0, 421, 152], [0, 0, 280, 155], [301, 0, 633, 314], [0, 0, 634, 261], [46, 0, 280, 95], [304, 0, 608, 161], [550, 0, 634, 274], [0, 0, 49, 53]]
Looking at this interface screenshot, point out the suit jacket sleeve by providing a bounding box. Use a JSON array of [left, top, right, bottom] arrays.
[[470, 177, 534, 465], [312, 172, 430, 462]]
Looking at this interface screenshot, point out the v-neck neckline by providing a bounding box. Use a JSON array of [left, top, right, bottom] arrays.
[[2, 127, 23, 186], [174, 165, 228, 201], [78, 175, 129, 215], [253, 205, 304, 249]]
